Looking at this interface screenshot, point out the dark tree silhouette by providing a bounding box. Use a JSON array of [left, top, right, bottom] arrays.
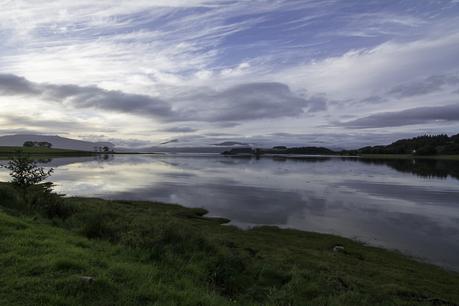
[[2, 156, 53, 188], [23, 141, 52, 148]]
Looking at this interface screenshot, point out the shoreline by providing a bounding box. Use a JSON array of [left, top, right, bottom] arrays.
[[222, 153, 459, 161], [1, 145, 458, 161]]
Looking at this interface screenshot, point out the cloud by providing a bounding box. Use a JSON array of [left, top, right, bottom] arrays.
[[306, 96, 328, 112], [359, 96, 387, 104], [45, 84, 173, 118], [0, 0, 273, 89], [0, 74, 40, 96], [160, 126, 197, 133], [1, 114, 85, 130], [160, 139, 179, 145], [175, 82, 328, 122], [388, 74, 459, 98], [278, 33, 459, 100], [0, 74, 323, 123], [0, 73, 173, 118], [0, 128, 47, 136], [341, 104, 459, 128]]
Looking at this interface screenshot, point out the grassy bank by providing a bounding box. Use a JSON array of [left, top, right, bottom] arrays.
[[0, 146, 95, 156], [0, 183, 458, 305]]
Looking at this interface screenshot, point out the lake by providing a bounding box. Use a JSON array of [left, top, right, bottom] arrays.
[[1, 154, 458, 270]]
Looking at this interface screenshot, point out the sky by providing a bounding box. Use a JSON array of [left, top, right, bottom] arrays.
[[0, 0, 458, 149]]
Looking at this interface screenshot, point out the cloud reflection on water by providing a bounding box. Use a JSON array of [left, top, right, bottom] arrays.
[[1, 154, 458, 270]]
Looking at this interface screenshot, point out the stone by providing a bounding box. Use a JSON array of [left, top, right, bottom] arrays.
[[79, 276, 96, 283]]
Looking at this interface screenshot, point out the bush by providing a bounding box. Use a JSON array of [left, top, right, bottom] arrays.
[[0, 182, 73, 219], [52, 258, 86, 272], [27, 183, 74, 220], [0, 184, 24, 211], [80, 211, 119, 241], [121, 221, 214, 260], [207, 251, 250, 297]]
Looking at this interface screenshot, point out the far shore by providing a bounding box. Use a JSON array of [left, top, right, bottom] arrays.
[[1, 146, 459, 161], [221, 152, 459, 161]]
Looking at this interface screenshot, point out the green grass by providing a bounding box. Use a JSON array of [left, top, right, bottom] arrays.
[[0, 183, 458, 305]]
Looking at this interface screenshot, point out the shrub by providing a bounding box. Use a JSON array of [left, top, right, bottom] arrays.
[[207, 252, 250, 297], [121, 221, 214, 260], [80, 211, 120, 241], [52, 258, 86, 272], [26, 183, 74, 220], [0, 184, 25, 211]]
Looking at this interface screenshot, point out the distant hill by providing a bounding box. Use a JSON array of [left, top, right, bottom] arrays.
[[223, 146, 337, 156], [0, 135, 114, 152], [117, 146, 232, 154], [348, 134, 459, 156], [275, 146, 336, 155], [213, 141, 250, 146]]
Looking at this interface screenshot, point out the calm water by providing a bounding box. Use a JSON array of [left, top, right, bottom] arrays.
[[1, 154, 458, 270]]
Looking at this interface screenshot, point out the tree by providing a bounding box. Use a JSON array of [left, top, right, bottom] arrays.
[[1, 155, 73, 219], [38, 142, 52, 148], [451, 134, 459, 144], [23, 141, 35, 147], [1, 155, 53, 188], [415, 145, 437, 156], [103, 146, 110, 152]]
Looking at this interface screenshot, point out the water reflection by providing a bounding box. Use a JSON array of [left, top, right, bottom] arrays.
[[355, 158, 459, 180], [0, 154, 458, 270]]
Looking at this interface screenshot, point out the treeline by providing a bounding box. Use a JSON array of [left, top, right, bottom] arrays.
[[222, 133, 459, 156], [345, 134, 459, 156], [23, 141, 52, 148], [354, 158, 459, 180]]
